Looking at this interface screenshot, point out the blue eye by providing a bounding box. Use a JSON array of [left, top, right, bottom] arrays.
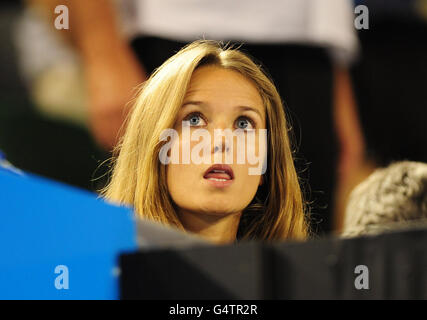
[[189, 115, 201, 125], [184, 112, 205, 127], [236, 117, 254, 130]]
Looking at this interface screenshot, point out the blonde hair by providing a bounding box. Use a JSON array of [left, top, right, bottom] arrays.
[[102, 40, 309, 241]]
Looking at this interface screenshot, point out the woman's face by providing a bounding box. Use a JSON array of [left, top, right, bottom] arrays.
[[166, 66, 267, 218]]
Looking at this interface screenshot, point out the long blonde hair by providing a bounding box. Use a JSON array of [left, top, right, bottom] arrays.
[[102, 40, 309, 241]]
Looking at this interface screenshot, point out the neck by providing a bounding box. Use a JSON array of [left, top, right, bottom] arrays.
[[178, 210, 242, 244]]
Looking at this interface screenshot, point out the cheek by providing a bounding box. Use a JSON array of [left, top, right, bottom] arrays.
[[235, 166, 262, 193], [170, 129, 210, 164], [167, 163, 195, 188], [166, 161, 202, 208], [166, 164, 184, 205], [231, 171, 262, 210], [241, 130, 267, 176]]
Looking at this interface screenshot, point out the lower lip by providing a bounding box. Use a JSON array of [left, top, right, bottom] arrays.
[[204, 178, 234, 188]]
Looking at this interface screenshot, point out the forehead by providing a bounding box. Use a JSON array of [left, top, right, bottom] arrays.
[[184, 66, 264, 110]]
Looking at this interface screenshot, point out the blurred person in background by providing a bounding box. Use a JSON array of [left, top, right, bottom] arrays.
[[352, 1, 427, 168], [2, 0, 365, 235], [0, 0, 117, 190], [341, 161, 427, 237], [341, 0, 427, 231]]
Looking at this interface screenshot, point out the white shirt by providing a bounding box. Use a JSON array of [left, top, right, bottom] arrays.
[[126, 0, 359, 65]]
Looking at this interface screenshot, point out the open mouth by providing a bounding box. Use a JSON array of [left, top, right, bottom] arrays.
[[203, 164, 234, 183]]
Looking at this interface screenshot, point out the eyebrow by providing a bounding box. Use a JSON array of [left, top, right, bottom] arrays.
[[182, 101, 264, 120]]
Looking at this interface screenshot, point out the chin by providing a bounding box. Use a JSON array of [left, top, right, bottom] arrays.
[[195, 199, 245, 216], [204, 207, 237, 216]]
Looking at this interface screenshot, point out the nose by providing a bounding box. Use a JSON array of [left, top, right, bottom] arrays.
[[212, 131, 231, 154], [214, 142, 230, 153], [209, 120, 232, 156]]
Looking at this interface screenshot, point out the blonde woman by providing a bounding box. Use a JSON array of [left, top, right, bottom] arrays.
[[103, 40, 309, 244]]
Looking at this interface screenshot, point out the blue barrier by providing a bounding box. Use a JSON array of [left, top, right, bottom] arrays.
[[0, 168, 137, 299]]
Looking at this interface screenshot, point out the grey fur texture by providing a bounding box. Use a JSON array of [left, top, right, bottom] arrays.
[[341, 161, 427, 237]]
